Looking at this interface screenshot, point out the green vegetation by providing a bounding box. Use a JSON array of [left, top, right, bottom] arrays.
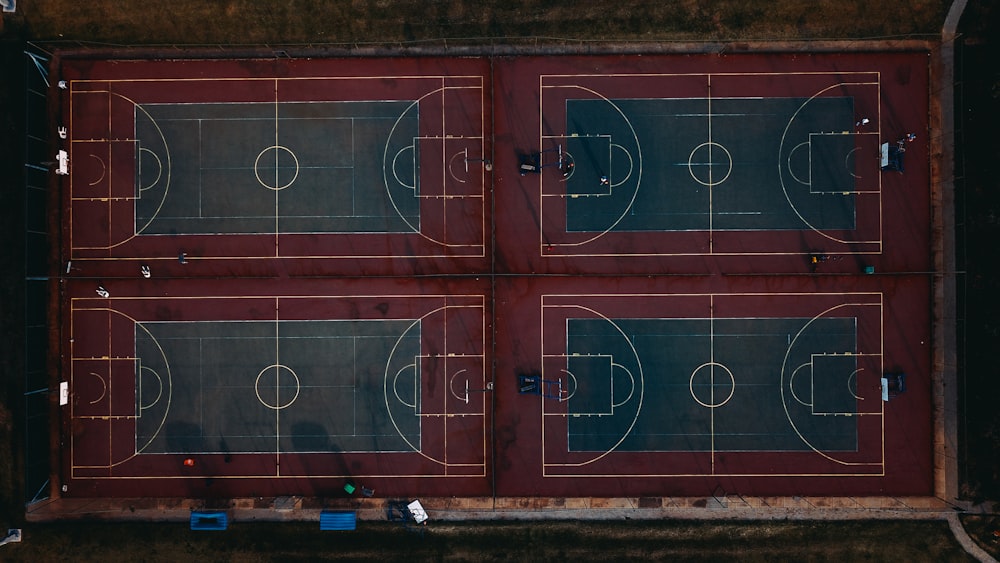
[[4, 0, 949, 46], [0, 520, 977, 562], [960, 515, 1000, 561]]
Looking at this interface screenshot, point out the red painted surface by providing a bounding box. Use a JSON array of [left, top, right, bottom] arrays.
[[58, 53, 933, 498], [493, 53, 930, 276], [493, 275, 931, 497], [61, 58, 492, 278], [63, 277, 493, 498]]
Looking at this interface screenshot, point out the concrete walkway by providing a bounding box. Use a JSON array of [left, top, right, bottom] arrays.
[[946, 513, 997, 563], [23, 494, 997, 561]]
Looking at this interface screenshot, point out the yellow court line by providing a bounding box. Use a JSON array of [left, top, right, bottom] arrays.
[[539, 248, 883, 258], [376, 300, 488, 466], [72, 295, 487, 305], [273, 79, 280, 258], [72, 74, 487, 84], [70, 246, 488, 257], [440, 78, 447, 249], [68, 299, 489, 475], [72, 197, 138, 202], [540, 470, 883, 478], [68, 88, 174, 251], [709, 294, 714, 473], [538, 76, 882, 255], [537, 71, 545, 256], [878, 71, 885, 258], [538, 293, 885, 473], [105, 306, 112, 468], [776, 82, 882, 244], [70, 470, 489, 479], [540, 71, 880, 79], [538, 85, 643, 250], [414, 135, 486, 139], [106, 91, 113, 251], [274, 297, 281, 473], [442, 289, 448, 468], [539, 303, 645, 468], [69, 82, 488, 254], [541, 291, 883, 299], [879, 292, 886, 466], [72, 356, 139, 361], [707, 75, 713, 253]]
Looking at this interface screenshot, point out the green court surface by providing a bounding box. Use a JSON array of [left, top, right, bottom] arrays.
[[134, 319, 422, 454], [135, 101, 419, 234], [563, 97, 858, 232], [564, 317, 859, 452]]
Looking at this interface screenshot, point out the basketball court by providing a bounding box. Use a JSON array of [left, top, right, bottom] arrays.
[[66, 279, 490, 497], [55, 52, 933, 499], [64, 59, 489, 278], [538, 72, 881, 252]]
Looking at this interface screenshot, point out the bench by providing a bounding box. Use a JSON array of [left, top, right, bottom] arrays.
[[319, 510, 356, 531], [190, 511, 228, 531]]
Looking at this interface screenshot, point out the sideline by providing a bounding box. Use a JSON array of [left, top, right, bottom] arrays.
[[931, 0, 963, 505]]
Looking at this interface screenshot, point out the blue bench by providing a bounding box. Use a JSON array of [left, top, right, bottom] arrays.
[[190, 511, 228, 531], [320, 510, 357, 531]]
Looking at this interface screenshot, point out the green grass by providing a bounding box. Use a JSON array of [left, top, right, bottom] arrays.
[[0, 520, 977, 562], [959, 514, 1000, 560], [7, 0, 950, 46]]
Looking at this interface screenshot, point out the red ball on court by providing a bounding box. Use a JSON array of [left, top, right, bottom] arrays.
[[183, 458, 195, 467]]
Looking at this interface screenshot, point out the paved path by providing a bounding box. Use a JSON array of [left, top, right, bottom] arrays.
[[25, 494, 998, 561], [946, 513, 997, 563]]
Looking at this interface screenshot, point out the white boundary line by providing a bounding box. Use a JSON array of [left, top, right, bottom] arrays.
[[539, 292, 885, 478], [538, 72, 884, 258], [67, 294, 488, 480], [67, 75, 488, 260]]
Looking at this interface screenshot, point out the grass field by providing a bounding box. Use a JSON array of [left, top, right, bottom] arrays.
[[1, 0, 998, 560], [960, 514, 1000, 561], [0, 520, 977, 562], [4, 0, 950, 45]]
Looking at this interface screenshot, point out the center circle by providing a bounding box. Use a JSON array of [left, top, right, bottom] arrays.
[[254, 145, 300, 190], [689, 361, 735, 408], [255, 364, 300, 410], [687, 142, 733, 187]]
